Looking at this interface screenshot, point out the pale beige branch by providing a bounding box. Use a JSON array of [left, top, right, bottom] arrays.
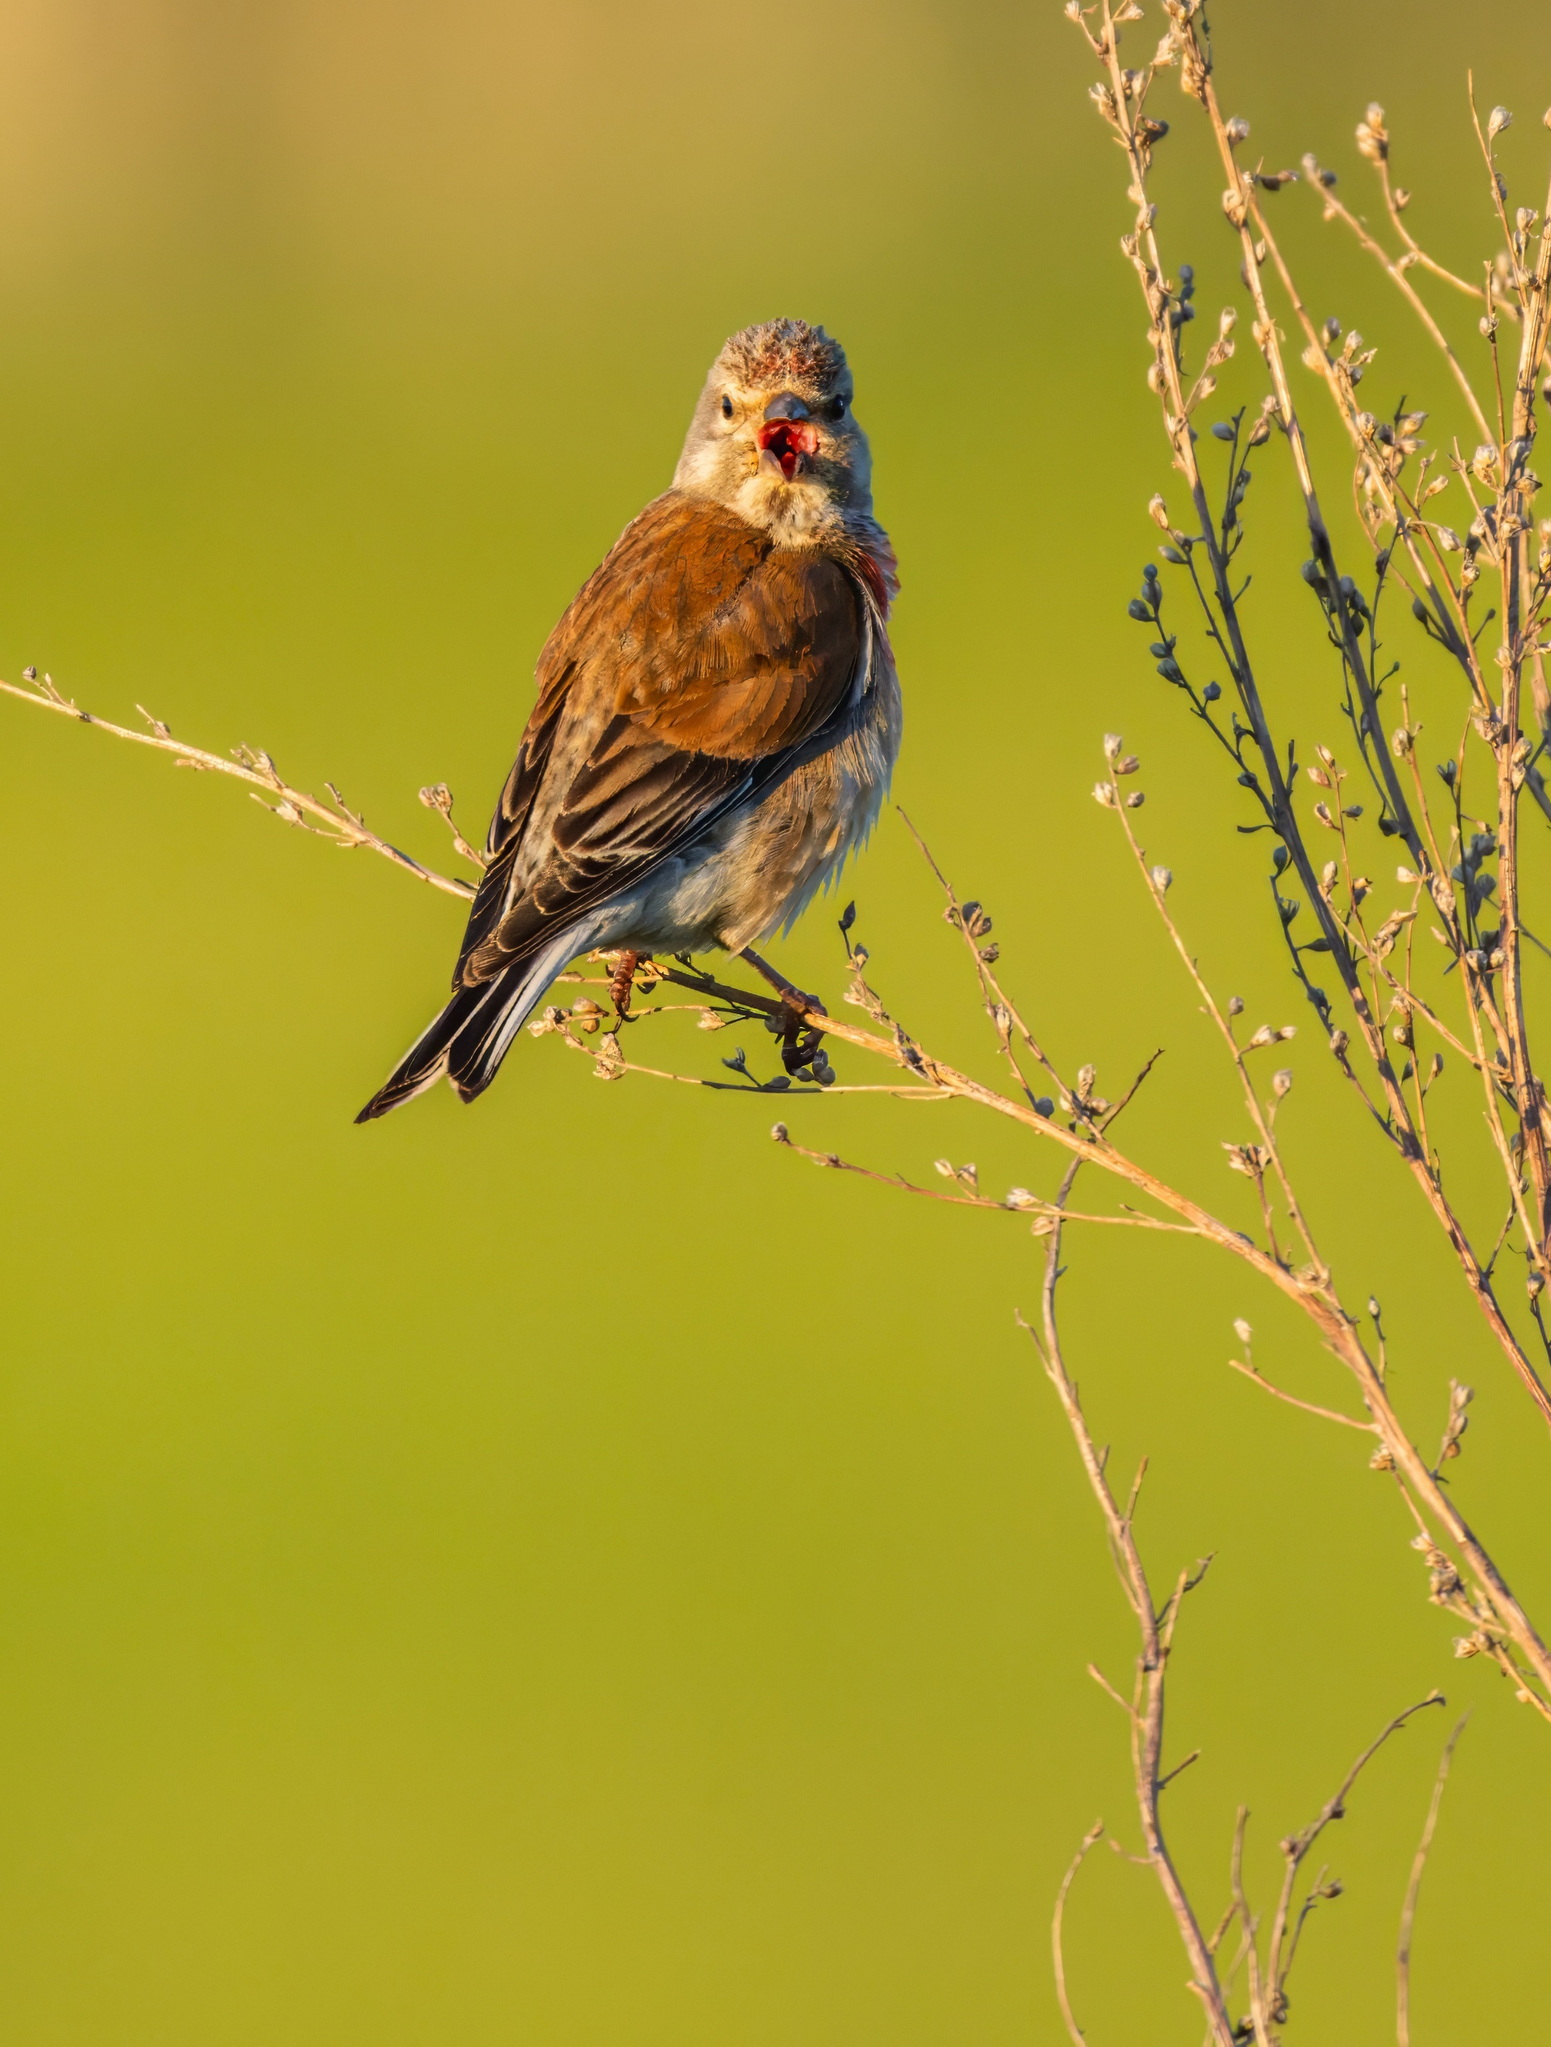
[[1052, 1820, 1106, 2045], [0, 670, 477, 900], [1397, 1715, 1468, 2047], [1227, 1357, 1378, 1433]]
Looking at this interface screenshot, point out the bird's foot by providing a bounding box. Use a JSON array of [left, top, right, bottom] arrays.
[[779, 1012, 829, 1077], [607, 949, 651, 1019], [737, 948, 827, 1076]]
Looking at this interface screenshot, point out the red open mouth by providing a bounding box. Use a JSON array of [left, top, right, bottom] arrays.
[[758, 418, 820, 482]]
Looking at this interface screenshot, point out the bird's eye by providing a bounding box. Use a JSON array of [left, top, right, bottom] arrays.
[[720, 394, 734, 419], [828, 394, 848, 422]]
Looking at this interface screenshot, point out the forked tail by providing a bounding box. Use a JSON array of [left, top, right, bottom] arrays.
[[355, 931, 581, 1121]]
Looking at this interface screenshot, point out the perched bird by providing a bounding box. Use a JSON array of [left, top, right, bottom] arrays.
[[357, 317, 900, 1120]]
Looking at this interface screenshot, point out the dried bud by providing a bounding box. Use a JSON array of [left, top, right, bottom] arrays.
[[1228, 995, 1245, 1016], [1093, 781, 1119, 808], [770, 1122, 789, 1142], [1224, 115, 1250, 145], [1487, 105, 1513, 141], [1329, 1028, 1349, 1054], [1150, 865, 1173, 893], [1233, 1317, 1253, 1345], [1103, 732, 1125, 761], [593, 1032, 625, 1081], [1355, 103, 1388, 161], [1125, 790, 1146, 809], [1148, 494, 1170, 528], [1271, 1067, 1294, 1097]]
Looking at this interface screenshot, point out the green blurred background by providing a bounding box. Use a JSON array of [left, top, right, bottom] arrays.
[[0, 0, 1547, 2038]]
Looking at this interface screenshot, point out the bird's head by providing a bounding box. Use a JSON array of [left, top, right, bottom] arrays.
[[673, 318, 872, 541]]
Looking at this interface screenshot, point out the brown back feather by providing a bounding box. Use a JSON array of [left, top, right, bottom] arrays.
[[454, 492, 865, 987]]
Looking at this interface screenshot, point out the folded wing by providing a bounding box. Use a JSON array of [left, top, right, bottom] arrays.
[[454, 490, 865, 988]]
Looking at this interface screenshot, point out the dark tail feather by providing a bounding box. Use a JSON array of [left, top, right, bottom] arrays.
[[354, 979, 507, 1122], [355, 929, 583, 1122]]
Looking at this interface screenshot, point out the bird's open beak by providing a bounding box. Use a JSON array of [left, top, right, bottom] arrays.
[[758, 395, 819, 482]]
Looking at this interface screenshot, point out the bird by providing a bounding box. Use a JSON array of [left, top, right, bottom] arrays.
[[356, 316, 901, 1121]]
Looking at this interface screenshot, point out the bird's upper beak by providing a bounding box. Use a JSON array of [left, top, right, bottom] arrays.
[[757, 393, 820, 482]]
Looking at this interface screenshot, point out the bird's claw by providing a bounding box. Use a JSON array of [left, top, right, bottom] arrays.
[[607, 949, 652, 1019], [778, 988, 827, 1075]]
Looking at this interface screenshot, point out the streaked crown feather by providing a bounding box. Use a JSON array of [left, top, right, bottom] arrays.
[[717, 318, 847, 390]]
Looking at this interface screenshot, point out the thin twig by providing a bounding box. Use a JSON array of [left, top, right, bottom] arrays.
[[0, 671, 478, 899], [1227, 1358, 1378, 1433], [1025, 1159, 1237, 2046], [1052, 1821, 1106, 2045], [1397, 1715, 1469, 2047]]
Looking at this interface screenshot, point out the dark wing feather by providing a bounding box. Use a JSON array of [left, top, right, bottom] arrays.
[[453, 492, 864, 988]]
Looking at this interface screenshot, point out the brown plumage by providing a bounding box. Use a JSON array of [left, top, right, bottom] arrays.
[[357, 318, 900, 1120]]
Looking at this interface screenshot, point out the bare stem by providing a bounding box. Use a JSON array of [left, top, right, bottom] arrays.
[[1024, 1163, 1236, 2046], [1397, 1715, 1469, 2047], [1052, 1820, 1106, 2044]]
